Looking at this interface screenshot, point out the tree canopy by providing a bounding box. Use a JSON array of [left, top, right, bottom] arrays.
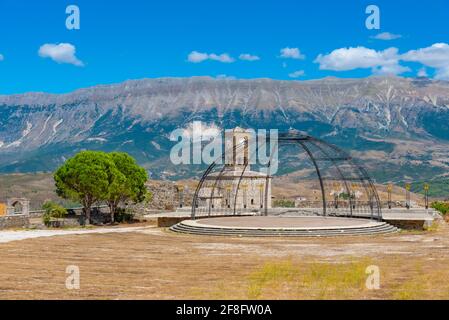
[[54, 150, 148, 224], [107, 152, 148, 222]]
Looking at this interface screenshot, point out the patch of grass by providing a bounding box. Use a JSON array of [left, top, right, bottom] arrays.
[[424, 220, 440, 232], [247, 260, 300, 299], [392, 270, 449, 300], [245, 259, 373, 299], [273, 199, 295, 208], [393, 281, 426, 300], [201, 257, 449, 300]]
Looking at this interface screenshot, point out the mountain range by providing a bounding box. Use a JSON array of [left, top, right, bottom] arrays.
[[0, 76, 448, 186]]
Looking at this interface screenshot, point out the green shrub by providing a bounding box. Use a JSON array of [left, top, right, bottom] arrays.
[[431, 202, 449, 215], [114, 207, 134, 223], [42, 201, 68, 226], [273, 199, 295, 208]]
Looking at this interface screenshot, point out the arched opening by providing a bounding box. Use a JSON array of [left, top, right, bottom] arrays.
[[6, 198, 30, 216], [12, 201, 23, 215]]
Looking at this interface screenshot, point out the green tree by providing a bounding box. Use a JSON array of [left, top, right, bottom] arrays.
[[107, 152, 149, 223], [54, 151, 120, 224]]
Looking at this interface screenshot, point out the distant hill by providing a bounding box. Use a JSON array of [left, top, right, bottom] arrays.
[[0, 173, 432, 210], [0, 76, 448, 187]]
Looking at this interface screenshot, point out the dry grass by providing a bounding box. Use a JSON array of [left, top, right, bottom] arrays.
[[195, 257, 449, 300], [245, 259, 370, 300], [0, 222, 449, 300]]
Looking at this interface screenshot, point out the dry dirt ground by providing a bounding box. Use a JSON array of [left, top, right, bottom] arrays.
[[0, 221, 448, 300]]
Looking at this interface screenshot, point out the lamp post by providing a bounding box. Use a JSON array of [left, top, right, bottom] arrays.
[[241, 183, 248, 209], [387, 183, 393, 209], [405, 183, 411, 209], [226, 185, 232, 209], [424, 183, 430, 210], [176, 185, 184, 208], [333, 182, 339, 209], [351, 183, 357, 210], [258, 184, 264, 210]]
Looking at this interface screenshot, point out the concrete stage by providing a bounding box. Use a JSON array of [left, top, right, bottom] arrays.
[[170, 216, 399, 237], [150, 207, 440, 230]]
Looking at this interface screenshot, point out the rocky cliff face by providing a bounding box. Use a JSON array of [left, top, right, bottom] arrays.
[[0, 76, 448, 182]]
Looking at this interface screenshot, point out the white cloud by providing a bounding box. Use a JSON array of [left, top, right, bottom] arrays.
[[402, 43, 449, 80], [187, 51, 235, 63], [417, 67, 428, 77], [187, 51, 209, 63], [315, 46, 410, 75], [288, 70, 305, 78], [181, 121, 221, 142], [216, 74, 236, 80], [38, 43, 84, 66], [280, 47, 305, 59], [372, 32, 402, 40], [0, 54, 3, 61], [209, 53, 234, 63], [239, 53, 260, 61]]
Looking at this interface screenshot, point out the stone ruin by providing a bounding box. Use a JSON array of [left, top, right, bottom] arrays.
[[6, 198, 30, 216], [0, 198, 31, 229]]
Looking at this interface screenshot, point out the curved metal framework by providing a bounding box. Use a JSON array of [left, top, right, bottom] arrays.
[[192, 130, 382, 221]]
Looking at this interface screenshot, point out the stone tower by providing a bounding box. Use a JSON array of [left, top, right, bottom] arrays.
[[225, 126, 252, 169], [201, 127, 272, 213]]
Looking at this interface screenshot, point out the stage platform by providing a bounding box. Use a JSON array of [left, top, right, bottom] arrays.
[[170, 216, 398, 237]]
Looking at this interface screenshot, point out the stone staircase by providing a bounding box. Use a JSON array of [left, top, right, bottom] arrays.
[[170, 220, 398, 237]]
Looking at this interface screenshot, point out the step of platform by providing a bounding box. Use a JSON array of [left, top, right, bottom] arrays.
[[169, 220, 398, 237]]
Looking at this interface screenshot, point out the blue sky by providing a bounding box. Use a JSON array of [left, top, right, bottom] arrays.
[[0, 0, 448, 94]]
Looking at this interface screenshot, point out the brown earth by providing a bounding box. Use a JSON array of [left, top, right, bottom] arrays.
[[0, 220, 448, 300]]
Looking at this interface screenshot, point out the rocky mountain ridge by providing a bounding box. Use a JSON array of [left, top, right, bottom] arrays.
[[0, 76, 448, 182]]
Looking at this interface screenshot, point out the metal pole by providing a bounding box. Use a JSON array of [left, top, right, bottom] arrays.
[[297, 141, 327, 217], [334, 182, 339, 209], [424, 183, 429, 210], [351, 183, 356, 211], [405, 183, 411, 209], [387, 183, 392, 209]]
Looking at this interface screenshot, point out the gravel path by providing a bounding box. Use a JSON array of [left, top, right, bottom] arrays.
[[0, 226, 154, 243]]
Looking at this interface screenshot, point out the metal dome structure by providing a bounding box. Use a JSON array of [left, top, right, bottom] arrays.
[[192, 130, 382, 221]]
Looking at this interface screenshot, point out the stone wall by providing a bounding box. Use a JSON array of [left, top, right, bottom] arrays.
[[384, 219, 430, 230], [132, 180, 194, 213], [2, 206, 112, 229], [0, 215, 30, 229]]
